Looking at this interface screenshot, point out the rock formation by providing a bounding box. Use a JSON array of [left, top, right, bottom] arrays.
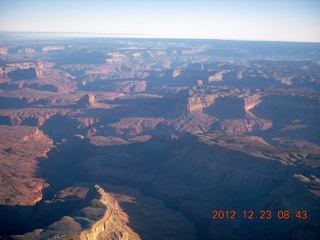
[[11, 185, 140, 240], [0, 126, 53, 206], [1, 36, 320, 239], [77, 94, 109, 109]]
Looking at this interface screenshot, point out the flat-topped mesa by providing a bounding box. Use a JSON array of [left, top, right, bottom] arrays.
[[2, 61, 45, 81], [42, 46, 65, 52]]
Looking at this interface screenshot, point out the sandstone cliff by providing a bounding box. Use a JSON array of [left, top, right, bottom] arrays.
[[0, 126, 53, 206], [187, 93, 218, 112], [77, 94, 106, 109], [12, 185, 140, 240]]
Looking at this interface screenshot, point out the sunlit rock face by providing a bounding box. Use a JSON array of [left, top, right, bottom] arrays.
[[11, 185, 140, 240], [0, 36, 319, 239]]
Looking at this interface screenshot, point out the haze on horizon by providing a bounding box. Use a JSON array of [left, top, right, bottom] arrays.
[[1, 0, 320, 42]]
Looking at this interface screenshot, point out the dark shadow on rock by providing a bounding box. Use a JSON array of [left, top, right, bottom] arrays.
[[0, 137, 93, 237], [7, 68, 36, 81], [39, 114, 83, 143], [1, 131, 319, 239]]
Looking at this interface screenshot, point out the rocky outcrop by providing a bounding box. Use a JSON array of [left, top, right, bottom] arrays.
[[168, 111, 217, 133], [107, 117, 164, 137], [1, 62, 44, 80], [0, 126, 53, 206], [79, 133, 320, 239], [77, 94, 109, 109], [187, 94, 218, 112], [0, 62, 78, 93], [208, 70, 230, 82], [172, 69, 181, 78], [79, 185, 140, 240], [0, 108, 70, 127], [11, 185, 140, 240], [243, 93, 262, 112], [112, 81, 146, 93]]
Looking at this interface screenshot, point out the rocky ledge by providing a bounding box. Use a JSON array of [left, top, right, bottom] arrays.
[[11, 185, 140, 240]]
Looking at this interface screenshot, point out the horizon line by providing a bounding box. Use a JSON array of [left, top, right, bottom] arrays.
[[1, 31, 320, 44]]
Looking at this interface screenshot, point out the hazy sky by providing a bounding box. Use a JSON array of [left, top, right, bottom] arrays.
[[1, 0, 320, 42]]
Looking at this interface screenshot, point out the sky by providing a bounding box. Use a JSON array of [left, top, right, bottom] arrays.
[[1, 0, 320, 42]]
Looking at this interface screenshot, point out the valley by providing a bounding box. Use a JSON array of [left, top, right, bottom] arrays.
[[0, 35, 319, 239]]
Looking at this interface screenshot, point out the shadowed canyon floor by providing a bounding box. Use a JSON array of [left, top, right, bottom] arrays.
[[0, 35, 320, 239]]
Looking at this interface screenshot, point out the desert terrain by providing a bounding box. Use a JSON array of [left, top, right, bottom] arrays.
[[0, 34, 320, 239]]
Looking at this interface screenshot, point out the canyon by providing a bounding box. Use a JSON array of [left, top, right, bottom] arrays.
[[0, 35, 319, 239]]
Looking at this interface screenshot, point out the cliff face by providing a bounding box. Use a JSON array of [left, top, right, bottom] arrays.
[[12, 185, 140, 240], [0, 61, 77, 93], [0, 126, 53, 206], [187, 94, 218, 112], [77, 94, 110, 109], [178, 90, 272, 134], [79, 186, 140, 240], [243, 93, 262, 111], [80, 132, 320, 239], [2, 62, 43, 80]]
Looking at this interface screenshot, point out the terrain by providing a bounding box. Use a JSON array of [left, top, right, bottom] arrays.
[[0, 34, 320, 239]]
